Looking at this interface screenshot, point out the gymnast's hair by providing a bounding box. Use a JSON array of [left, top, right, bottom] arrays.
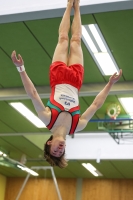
[[44, 135, 68, 168]]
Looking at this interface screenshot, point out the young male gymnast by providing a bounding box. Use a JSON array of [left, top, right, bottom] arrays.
[[11, 0, 122, 168]]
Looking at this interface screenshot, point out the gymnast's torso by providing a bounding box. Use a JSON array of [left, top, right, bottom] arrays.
[[45, 84, 81, 134]]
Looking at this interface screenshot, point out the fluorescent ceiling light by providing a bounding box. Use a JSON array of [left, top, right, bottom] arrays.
[[82, 26, 98, 53], [9, 102, 46, 128], [94, 52, 119, 76], [82, 24, 119, 76], [89, 24, 107, 52], [119, 98, 133, 116], [0, 153, 38, 176], [82, 163, 103, 177], [0, 151, 7, 157], [17, 165, 39, 176]]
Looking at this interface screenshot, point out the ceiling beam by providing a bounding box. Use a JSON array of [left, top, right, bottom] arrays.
[[0, 81, 133, 101], [1, 1, 133, 24]]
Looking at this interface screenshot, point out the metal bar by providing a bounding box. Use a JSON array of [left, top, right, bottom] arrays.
[[109, 130, 133, 133], [90, 118, 133, 122], [31, 166, 52, 170], [15, 173, 31, 200], [31, 166, 62, 200], [51, 167, 62, 200]]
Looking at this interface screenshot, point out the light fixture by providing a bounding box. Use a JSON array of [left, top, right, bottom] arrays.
[[118, 97, 133, 117], [82, 24, 119, 76], [82, 26, 98, 53], [0, 151, 7, 157], [82, 163, 103, 177], [17, 165, 39, 176], [0, 147, 8, 157], [0, 153, 39, 176], [89, 24, 107, 52], [9, 102, 46, 128]]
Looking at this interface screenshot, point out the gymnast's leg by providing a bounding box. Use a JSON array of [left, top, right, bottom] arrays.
[[68, 0, 84, 66], [52, 0, 75, 64]]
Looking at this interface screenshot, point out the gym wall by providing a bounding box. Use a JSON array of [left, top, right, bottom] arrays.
[[0, 174, 6, 200], [5, 178, 133, 200]]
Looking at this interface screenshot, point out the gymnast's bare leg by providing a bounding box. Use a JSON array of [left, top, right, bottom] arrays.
[[52, 0, 75, 64]]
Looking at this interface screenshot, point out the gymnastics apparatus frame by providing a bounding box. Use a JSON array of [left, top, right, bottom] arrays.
[[15, 166, 62, 200]]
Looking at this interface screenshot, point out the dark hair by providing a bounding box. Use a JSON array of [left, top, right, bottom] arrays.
[[44, 135, 68, 168]]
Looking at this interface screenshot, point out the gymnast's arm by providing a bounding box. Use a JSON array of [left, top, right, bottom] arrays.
[[76, 70, 122, 132], [11, 50, 49, 124]]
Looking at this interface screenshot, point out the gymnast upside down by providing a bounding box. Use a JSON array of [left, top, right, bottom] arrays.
[[11, 0, 122, 168]]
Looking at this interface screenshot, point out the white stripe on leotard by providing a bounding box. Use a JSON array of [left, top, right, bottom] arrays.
[[54, 84, 79, 111]]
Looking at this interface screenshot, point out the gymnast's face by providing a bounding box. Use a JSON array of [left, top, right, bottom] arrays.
[[47, 137, 66, 157]]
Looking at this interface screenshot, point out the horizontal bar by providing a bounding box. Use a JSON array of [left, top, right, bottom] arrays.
[[31, 166, 52, 170], [90, 118, 133, 122]]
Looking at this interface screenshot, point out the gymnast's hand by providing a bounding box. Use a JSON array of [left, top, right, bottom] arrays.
[[109, 69, 122, 84], [11, 50, 24, 67]]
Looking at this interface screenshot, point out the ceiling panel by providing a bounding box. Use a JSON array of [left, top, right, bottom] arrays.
[[1, 136, 43, 158], [0, 101, 40, 133], [90, 160, 124, 178], [0, 22, 51, 86], [0, 167, 17, 177], [54, 164, 77, 178], [66, 161, 97, 178], [0, 137, 23, 157], [94, 10, 133, 81], [0, 120, 16, 133], [25, 18, 60, 58], [0, 165, 28, 177], [0, 49, 23, 88], [111, 160, 133, 178]]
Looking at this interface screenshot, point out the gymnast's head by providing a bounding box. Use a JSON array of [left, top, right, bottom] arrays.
[[44, 135, 68, 168]]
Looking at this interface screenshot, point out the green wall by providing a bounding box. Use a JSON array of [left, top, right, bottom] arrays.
[[0, 174, 6, 200]]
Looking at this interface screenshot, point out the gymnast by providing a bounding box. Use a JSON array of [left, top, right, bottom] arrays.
[[11, 0, 122, 168]]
